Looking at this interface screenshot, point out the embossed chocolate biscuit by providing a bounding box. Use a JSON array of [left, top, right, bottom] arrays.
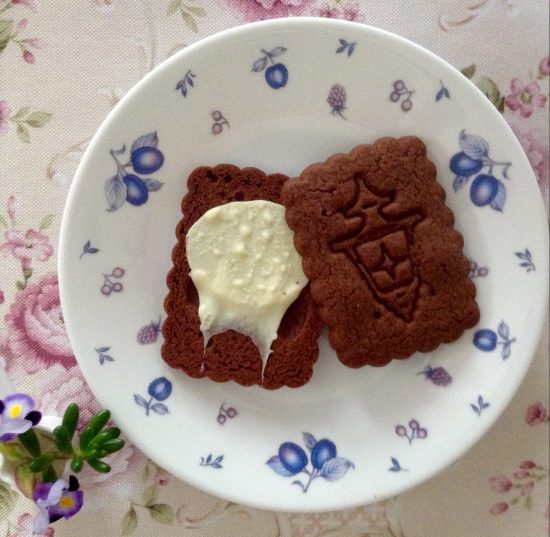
[[281, 137, 480, 367], [162, 164, 324, 389]]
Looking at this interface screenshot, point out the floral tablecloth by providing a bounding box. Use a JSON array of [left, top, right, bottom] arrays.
[[0, 1, 548, 536]]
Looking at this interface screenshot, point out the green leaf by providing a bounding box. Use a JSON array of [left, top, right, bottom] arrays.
[[0, 441, 27, 462], [16, 123, 30, 143], [87, 409, 111, 433], [99, 438, 125, 454], [524, 495, 533, 511], [510, 496, 519, 505], [0, 479, 18, 519], [167, 0, 180, 15], [497, 96, 505, 113], [10, 106, 31, 121], [14, 466, 38, 499], [80, 409, 111, 450], [187, 6, 206, 16], [38, 213, 55, 230], [121, 507, 138, 536], [476, 76, 503, 110], [42, 464, 58, 483], [460, 64, 476, 79], [181, 11, 198, 32], [23, 267, 32, 281], [18, 429, 41, 457], [147, 504, 175, 524], [53, 425, 73, 455], [87, 458, 111, 473], [28, 451, 56, 472], [62, 403, 80, 439], [87, 427, 121, 450], [25, 111, 52, 128], [71, 456, 84, 473], [15, 280, 25, 290], [0, 20, 13, 54], [142, 485, 159, 506], [0, 215, 8, 228]]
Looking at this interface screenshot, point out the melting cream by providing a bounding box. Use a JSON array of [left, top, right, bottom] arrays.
[[186, 200, 307, 372]]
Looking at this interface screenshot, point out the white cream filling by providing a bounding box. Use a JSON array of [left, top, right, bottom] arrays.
[[186, 200, 307, 373]]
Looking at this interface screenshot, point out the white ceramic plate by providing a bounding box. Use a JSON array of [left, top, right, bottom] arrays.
[[59, 19, 549, 512]]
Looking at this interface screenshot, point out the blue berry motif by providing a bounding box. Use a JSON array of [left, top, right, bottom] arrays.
[[131, 147, 164, 175], [450, 130, 511, 211], [473, 329, 497, 351], [473, 321, 516, 360], [134, 377, 172, 416], [266, 432, 354, 493], [105, 132, 164, 212], [279, 442, 308, 474], [251, 47, 288, 89]]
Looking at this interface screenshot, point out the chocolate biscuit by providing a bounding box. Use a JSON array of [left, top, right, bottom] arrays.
[[281, 137, 480, 367], [162, 164, 323, 389]]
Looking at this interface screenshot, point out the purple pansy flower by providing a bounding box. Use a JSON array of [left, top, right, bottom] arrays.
[[0, 393, 41, 442], [33, 476, 83, 534]]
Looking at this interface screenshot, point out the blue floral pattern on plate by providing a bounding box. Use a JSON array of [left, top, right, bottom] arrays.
[[450, 130, 511, 211], [395, 420, 428, 444], [388, 457, 409, 472], [200, 454, 224, 469], [95, 347, 114, 365], [176, 70, 196, 97], [390, 80, 414, 111], [267, 432, 354, 493], [327, 84, 347, 118], [469, 258, 489, 278], [100, 267, 125, 296], [336, 39, 356, 57], [417, 366, 452, 386], [515, 249, 536, 272], [80, 240, 99, 259], [105, 132, 164, 212], [436, 80, 450, 101], [251, 47, 288, 89], [473, 321, 515, 359], [471, 395, 490, 416], [217, 403, 237, 425], [211, 110, 229, 135], [134, 377, 172, 416]]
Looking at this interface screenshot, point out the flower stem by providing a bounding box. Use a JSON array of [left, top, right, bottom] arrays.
[[109, 148, 127, 174], [261, 49, 275, 65], [302, 469, 318, 493], [145, 396, 153, 416]]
